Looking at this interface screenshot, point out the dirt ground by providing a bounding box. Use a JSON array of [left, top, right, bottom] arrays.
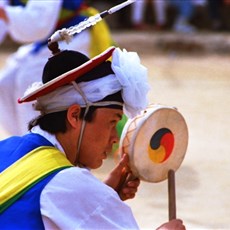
[[0, 31, 230, 229]]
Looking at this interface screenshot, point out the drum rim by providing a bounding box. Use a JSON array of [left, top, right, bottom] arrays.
[[120, 104, 189, 183]]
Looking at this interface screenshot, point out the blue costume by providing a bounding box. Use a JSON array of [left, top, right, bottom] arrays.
[[0, 133, 72, 229]]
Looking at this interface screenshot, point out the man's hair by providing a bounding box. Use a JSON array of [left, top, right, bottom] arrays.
[[28, 106, 97, 134]]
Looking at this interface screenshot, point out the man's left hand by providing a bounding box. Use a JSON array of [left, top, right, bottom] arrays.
[[104, 154, 140, 201]]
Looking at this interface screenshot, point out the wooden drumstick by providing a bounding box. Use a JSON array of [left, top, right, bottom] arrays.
[[168, 169, 176, 220]]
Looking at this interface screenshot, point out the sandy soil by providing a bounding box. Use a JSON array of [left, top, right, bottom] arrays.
[[0, 33, 230, 229]]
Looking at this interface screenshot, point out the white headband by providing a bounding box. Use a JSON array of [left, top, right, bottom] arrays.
[[24, 48, 150, 118]]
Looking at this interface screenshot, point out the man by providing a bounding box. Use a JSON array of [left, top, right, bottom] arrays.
[[0, 46, 185, 229], [0, 0, 114, 135]]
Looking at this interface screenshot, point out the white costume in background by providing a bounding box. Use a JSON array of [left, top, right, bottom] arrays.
[[131, 0, 166, 27], [31, 126, 139, 229], [0, 0, 90, 135]]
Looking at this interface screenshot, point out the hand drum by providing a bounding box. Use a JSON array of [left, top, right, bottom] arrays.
[[119, 104, 188, 182]]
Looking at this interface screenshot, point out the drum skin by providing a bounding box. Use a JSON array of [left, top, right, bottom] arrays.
[[119, 104, 188, 182]]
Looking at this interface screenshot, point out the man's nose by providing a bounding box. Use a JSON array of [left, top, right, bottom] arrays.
[[111, 128, 120, 144]]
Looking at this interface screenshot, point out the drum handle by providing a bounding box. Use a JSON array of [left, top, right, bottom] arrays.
[[168, 169, 177, 220]]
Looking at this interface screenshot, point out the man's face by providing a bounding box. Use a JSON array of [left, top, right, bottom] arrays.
[[78, 108, 123, 169]]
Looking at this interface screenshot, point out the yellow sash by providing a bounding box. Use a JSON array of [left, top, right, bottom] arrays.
[[0, 146, 73, 212]]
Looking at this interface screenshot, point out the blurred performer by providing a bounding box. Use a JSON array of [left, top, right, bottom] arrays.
[[169, 0, 196, 33], [130, 0, 196, 33], [130, 0, 167, 30], [0, 0, 114, 135]]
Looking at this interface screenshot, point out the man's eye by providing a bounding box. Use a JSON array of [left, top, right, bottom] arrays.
[[111, 121, 117, 126]]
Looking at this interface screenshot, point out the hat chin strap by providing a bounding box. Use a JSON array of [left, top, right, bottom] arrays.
[[71, 81, 90, 166], [71, 81, 123, 166]]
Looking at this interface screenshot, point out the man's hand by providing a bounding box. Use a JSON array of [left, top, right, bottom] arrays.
[[104, 154, 140, 200], [0, 7, 8, 22], [156, 219, 186, 230]]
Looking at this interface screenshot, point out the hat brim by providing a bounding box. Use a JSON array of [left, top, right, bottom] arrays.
[[18, 46, 115, 103]]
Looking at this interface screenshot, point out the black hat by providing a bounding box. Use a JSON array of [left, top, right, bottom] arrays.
[[42, 50, 90, 84], [18, 47, 122, 104]]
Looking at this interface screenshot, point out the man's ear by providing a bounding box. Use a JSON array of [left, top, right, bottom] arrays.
[[67, 104, 81, 128]]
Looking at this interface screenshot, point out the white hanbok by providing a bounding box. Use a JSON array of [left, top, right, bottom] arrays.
[[31, 126, 140, 230], [41, 167, 139, 230]]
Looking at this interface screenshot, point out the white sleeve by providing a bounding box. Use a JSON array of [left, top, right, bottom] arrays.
[[0, 20, 7, 44], [40, 168, 139, 230], [0, 0, 8, 43], [4, 0, 63, 43]]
